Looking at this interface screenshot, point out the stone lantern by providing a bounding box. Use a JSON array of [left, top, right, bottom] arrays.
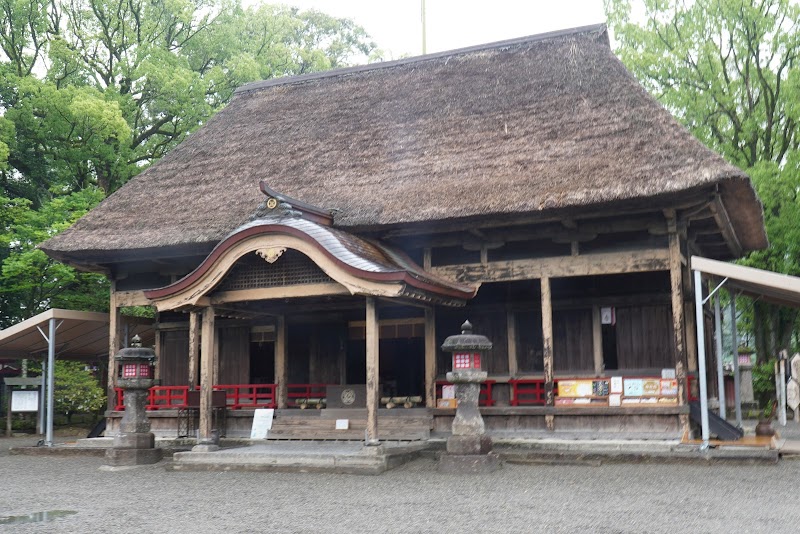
[[105, 335, 163, 466], [439, 320, 500, 473]]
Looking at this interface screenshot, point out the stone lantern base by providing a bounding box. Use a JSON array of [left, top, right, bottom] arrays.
[[105, 447, 163, 466], [440, 433, 501, 473]]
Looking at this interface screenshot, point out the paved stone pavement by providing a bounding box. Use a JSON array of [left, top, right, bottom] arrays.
[[2, 434, 800, 533]]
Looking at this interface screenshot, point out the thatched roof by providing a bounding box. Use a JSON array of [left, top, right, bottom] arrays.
[[42, 24, 766, 267]]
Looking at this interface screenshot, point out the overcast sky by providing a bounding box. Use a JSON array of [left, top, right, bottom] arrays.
[[279, 1, 608, 58]]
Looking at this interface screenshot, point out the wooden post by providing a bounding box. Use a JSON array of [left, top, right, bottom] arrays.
[[108, 283, 122, 411], [366, 297, 379, 444], [153, 312, 162, 380], [541, 277, 555, 431], [198, 306, 216, 447], [188, 311, 200, 389], [592, 305, 603, 376], [668, 229, 689, 436], [424, 307, 437, 408], [275, 315, 288, 409], [507, 310, 518, 378]]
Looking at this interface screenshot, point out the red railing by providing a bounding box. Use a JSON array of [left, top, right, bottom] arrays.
[[213, 384, 277, 409], [435, 380, 496, 407], [287, 383, 328, 407], [114, 385, 189, 411], [509, 378, 546, 406], [687, 374, 698, 402], [115, 384, 277, 411]]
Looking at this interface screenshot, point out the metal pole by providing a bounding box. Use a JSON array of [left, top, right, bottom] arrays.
[[730, 293, 742, 427], [714, 293, 726, 419], [693, 271, 711, 449], [45, 318, 56, 447], [38, 360, 46, 435], [780, 356, 787, 427]]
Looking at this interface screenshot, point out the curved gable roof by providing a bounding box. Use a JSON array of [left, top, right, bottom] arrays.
[[42, 24, 766, 266]]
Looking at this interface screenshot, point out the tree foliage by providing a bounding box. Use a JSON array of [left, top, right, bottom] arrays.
[[0, 0, 377, 327], [607, 0, 800, 359], [53, 360, 106, 419]]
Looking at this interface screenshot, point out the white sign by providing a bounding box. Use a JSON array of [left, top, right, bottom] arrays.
[[335, 419, 349, 430], [787, 380, 800, 411], [601, 307, 615, 325], [610, 376, 623, 394], [442, 385, 455, 399], [11, 390, 39, 412], [661, 368, 676, 379], [250, 408, 274, 439]]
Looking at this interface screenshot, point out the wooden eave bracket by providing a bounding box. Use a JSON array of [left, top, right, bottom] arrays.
[[708, 195, 743, 258]]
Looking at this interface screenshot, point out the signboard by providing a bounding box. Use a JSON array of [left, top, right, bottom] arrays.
[[558, 380, 594, 398], [623, 379, 644, 397], [441, 385, 455, 399], [250, 408, 274, 439], [660, 379, 678, 397], [791, 354, 800, 379], [610, 376, 623, 394], [335, 419, 349, 430], [661, 368, 676, 379], [642, 379, 660, 396], [601, 307, 615, 325], [11, 390, 39, 413]]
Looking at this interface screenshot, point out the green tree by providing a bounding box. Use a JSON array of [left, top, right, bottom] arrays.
[[53, 360, 106, 421], [0, 189, 108, 327], [0, 1, 377, 324], [606, 0, 800, 361]]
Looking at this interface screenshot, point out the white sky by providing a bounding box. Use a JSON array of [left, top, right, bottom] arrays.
[[279, 1, 608, 58]]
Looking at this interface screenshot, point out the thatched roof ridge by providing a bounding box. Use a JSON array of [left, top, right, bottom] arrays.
[[42, 24, 766, 266]]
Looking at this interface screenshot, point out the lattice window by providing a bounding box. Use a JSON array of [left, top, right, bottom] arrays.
[[217, 249, 333, 291]]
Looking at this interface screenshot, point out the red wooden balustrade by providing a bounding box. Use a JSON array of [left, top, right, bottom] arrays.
[[286, 383, 328, 407], [435, 380, 496, 407]]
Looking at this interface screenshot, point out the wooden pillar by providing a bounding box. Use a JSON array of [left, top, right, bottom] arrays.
[[668, 229, 689, 436], [592, 306, 603, 376], [275, 315, 288, 409], [541, 277, 555, 431], [153, 312, 162, 380], [198, 306, 216, 446], [365, 297, 379, 444], [507, 310, 518, 378], [424, 307, 437, 408], [188, 311, 200, 390], [107, 283, 122, 410]]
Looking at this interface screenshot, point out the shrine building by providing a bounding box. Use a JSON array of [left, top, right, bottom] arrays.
[[41, 25, 767, 442]]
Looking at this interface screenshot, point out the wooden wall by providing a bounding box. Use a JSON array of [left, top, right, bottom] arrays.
[[615, 305, 674, 369], [553, 309, 594, 372], [217, 326, 250, 385], [159, 330, 189, 386]]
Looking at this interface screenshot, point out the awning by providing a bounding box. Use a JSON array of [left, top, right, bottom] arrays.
[[691, 256, 800, 308], [0, 308, 154, 361], [691, 255, 800, 449]]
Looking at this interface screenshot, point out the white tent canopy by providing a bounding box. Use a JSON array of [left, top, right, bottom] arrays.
[[691, 256, 800, 448], [0, 309, 154, 445]]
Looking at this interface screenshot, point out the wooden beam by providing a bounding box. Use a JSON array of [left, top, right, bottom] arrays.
[[107, 283, 121, 410], [114, 289, 150, 307], [188, 311, 200, 389], [430, 248, 670, 284], [211, 283, 349, 304], [199, 306, 216, 444], [507, 310, 518, 377], [275, 315, 287, 409], [541, 277, 554, 410], [592, 306, 603, 376], [424, 308, 437, 408], [366, 297, 380, 444], [708, 195, 743, 258]]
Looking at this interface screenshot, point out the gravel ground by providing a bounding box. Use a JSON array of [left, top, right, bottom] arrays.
[[2, 433, 799, 534]]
